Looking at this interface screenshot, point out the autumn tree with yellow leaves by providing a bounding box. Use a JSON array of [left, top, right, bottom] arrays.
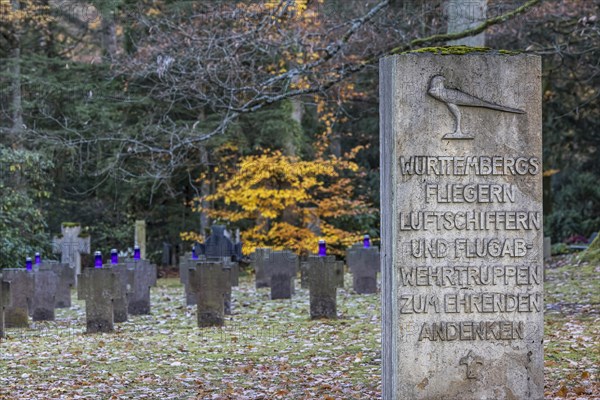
[[182, 148, 372, 256]]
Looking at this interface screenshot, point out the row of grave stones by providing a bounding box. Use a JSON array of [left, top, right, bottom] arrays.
[[0, 255, 157, 336], [251, 236, 381, 320]]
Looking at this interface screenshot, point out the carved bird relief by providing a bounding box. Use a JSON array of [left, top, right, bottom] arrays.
[[427, 75, 525, 140]]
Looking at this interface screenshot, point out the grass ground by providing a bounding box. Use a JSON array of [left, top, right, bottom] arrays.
[[0, 255, 598, 399]]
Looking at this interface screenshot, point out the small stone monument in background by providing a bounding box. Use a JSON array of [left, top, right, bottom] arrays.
[[78, 266, 122, 333], [52, 223, 90, 284], [347, 237, 380, 294], [307, 255, 337, 319], [39, 261, 75, 308], [188, 260, 231, 327]]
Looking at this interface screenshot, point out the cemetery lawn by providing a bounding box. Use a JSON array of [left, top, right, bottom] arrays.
[[0, 255, 596, 399]]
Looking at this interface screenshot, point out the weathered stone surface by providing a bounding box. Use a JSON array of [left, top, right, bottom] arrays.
[[52, 224, 90, 283], [179, 256, 198, 306], [2, 269, 33, 328], [30, 270, 59, 321], [78, 268, 121, 333], [347, 244, 380, 294], [188, 261, 230, 327], [270, 251, 298, 300], [253, 248, 273, 288], [0, 274, 11, 338], [299, 261, 310, 289], [380, 53, 543, 399], [135, 220, 147, 260], [125, 259, 157, 315], [112, 264, 134, 323], [39, 261, 75, 308], [333, 260, 344, 289], [307, 255, 337, 319]]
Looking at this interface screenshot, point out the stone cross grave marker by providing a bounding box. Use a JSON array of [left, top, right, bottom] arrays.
[[188, 260, 231, 327], [29, 269, 59, 321], [198, 225, 241, 287], [112, 263, 134, 323], [346, 243, 380, 294], [270, 251, 298, 300], [0, 274, 10, 338], [78, 267, 123, 333], [307, 255, 337, 319], [125, 259, 157, 315], [2, 269, 33, 328], [380, 52, 543, 399], [52, 224, 91, 283], [39, 261, 75, 308]]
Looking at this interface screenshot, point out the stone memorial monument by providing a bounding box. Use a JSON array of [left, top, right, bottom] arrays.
[[135, 220, 147, 260], [0, 274, 10, 338], [253, 248, 273, 288], [347, 243, 380, 294], [112, 263, 134, 323], [380, 52, 543, 399]]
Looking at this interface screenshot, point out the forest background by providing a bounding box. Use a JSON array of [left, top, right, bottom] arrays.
[[0, 0, 598, 267]]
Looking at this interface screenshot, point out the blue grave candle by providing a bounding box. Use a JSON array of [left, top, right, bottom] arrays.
[[26, 257, 33, 271], [363, 234, 371, 249], [134, 245, 141, 260], [35, 252, 41, 265], [192, 246, 198, 260], [110, 249, 118, 265], [94, 251, 103, 268], [318, 240, 327, 257]]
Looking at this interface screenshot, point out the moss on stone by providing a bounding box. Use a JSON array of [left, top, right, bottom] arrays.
[[405, 45, 520, 56], [61, 222, 81, 228], [580, 233, 600, 264]]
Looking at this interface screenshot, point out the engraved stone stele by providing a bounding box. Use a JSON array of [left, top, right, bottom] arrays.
[[307, 255, 337, 319], [2, 269, 33, 328], [0, 274, 11, 338], [188, 261, 230, 327], [380, 53, 543, 400], [39, 261, 75, 308], [29, 269, 59, 321], [347, 243, 380, 294], [78, 268, 122, 333], [125, 259, 157, 315]]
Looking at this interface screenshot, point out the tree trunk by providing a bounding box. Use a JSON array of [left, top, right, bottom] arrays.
[[446, 0, 487, 46]]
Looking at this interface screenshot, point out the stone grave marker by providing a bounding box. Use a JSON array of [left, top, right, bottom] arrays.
[[78, 268, 122, 333], [125, 259, 157, 315], [299, 261, 310, 289], [52, 223, 91, 284], [270, 251, 298, 300], [307, 255, 337, 319], [29, 269, 59, 321], [112, 263, 133, 323], [39, 261, 75, 308], [2, 269, 33, 328], [179, 255, 199, 306], [0, 274, 10, 338], [380, 53, 543, 399], [253, 248, 273, 288], [347, 243, 380, 294], [188, 260, 231, 327]]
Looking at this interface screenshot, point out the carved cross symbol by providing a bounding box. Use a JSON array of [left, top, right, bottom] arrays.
[[460, 350, 484, 380]]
